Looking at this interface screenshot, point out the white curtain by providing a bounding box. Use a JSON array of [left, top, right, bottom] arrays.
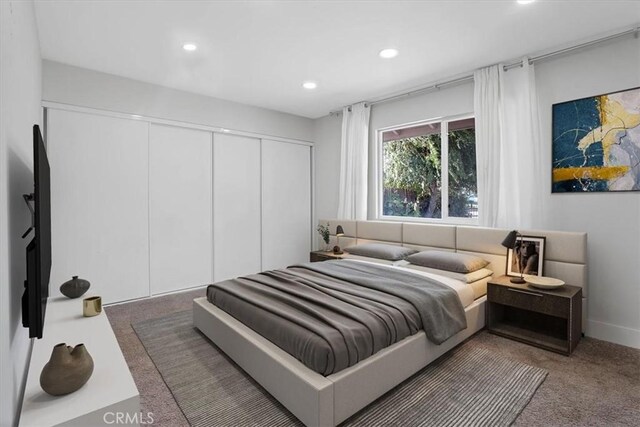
[[337, 102, 370, 220], [474, 65, 503, 228], [474, 58, 543, 229]]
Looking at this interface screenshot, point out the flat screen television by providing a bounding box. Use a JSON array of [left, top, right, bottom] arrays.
[[22, 124, 51, 339]]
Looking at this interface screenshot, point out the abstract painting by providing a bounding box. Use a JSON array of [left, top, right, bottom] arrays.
[[552, 87, 640, 192]]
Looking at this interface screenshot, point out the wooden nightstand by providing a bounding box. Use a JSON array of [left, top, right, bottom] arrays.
[[309, 251, 343, 262], [486, 275, 582, 355]]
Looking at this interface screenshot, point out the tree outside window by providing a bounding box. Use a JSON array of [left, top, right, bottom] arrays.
[[381, 117, 477, 221]]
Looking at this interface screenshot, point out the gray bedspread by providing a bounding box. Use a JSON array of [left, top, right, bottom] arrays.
[[206, 260, 467, 375]]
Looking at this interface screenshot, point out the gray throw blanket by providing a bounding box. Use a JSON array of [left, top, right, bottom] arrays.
[[207, 260, 467, 375]]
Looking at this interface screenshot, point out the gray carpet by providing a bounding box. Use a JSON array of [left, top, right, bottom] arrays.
[[132, 310, 547, 427]]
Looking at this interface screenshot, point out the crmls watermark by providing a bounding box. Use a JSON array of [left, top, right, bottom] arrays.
[[103, 412, 154, 424]]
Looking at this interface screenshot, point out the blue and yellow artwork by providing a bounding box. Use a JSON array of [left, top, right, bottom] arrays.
[[552, 87, 640, 192]]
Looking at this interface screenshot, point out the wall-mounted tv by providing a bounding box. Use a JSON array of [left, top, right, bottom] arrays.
[[21, 124, 51, 339]]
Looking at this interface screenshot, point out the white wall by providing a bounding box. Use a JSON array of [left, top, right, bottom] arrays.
[[0, 1, 42, 426], [42, 60, 314, 142], [312, 36, 640, 348], [535, 36, 640, 348], [313, 114, 342, 225]]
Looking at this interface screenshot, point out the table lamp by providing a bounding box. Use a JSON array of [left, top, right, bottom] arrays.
[[333, 225, 345, 254], [501, 230, 526, 284]]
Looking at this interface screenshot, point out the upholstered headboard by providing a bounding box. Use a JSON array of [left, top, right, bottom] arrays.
[[318, 219, 588, 329]]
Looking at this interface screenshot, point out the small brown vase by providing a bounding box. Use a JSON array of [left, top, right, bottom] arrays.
[[40, 343, 94, 396], [60, 276, 91, 299]]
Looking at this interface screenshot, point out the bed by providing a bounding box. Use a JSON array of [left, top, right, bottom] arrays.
[[193, 220, 587, 426]]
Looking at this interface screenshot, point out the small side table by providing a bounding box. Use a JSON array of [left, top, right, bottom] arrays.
[[486, 275, 582, 355], [309, 251, 343, 262]]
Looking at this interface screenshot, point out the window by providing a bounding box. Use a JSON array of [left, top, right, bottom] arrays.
[[379, 116, 477, 222]]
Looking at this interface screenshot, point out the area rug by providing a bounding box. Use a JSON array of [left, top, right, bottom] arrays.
[[132, 310, 547, 427]]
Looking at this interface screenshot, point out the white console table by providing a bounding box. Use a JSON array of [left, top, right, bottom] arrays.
[[19, 296, 139, 427]]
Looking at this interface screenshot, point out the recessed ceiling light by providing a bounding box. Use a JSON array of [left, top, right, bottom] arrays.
[[182, 43, 197, 52], [517, 0, 535, 4], [379, 48, 399, 59], [302, 81, 317, 90]]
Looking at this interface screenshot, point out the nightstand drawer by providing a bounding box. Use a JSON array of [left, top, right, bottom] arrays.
[[309, 251, 342, 262], [488, 284, 569, 318]]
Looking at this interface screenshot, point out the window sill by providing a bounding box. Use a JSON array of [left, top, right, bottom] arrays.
[[376, 215, 479, 226]]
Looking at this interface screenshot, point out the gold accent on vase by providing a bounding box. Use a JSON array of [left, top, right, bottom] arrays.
[[40, 343, 94, 396], [83, 296, 102, 317]]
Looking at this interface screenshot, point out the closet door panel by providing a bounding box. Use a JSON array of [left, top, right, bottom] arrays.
[[261, 140, 311, 270], [48, 109, 149, 304], [149, 124, 213, 294], [213, 134, 261, 281]]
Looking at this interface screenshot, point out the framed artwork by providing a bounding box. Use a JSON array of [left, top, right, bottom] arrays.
[[552, 86, 640, 193], [506, 236, 545, 278]]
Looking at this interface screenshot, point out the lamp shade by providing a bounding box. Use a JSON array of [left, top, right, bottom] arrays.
[[501, 230, 519, 248], [336, 225, 345, 237]]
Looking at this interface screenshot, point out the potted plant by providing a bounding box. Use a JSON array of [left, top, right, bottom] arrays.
[[316, 223, 331, 251]]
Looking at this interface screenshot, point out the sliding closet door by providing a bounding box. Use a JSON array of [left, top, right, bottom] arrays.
[[149, 124, 213, 294], [261, 140, 311, 270], [47, 109, 149, 304], [213, 134, 261, 281]]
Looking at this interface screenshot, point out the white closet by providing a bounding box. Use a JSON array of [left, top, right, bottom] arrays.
[[47, 109, 150, 304], [149, 124, 213, 295], [46, 106, 312, 303], [213, 134, 262, 281], [261, 139, 311, 270]]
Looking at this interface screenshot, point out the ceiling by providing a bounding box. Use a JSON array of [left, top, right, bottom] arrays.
[[34, 1, 640, 119]]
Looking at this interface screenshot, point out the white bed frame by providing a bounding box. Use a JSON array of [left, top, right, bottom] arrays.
[[193, 220, 588, 426], [194, 296, 485, 427]]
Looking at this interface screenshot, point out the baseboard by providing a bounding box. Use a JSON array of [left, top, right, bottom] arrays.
[[586, 319, 640, 349], [104, 285, 208, 307], [14, 338, 34, 427]]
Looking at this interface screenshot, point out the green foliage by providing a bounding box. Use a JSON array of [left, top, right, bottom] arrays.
[[448, 129, 478, 218], [382, 128, 477, 218], [316, 223, 330, 244], [383, 133, 442, 218]]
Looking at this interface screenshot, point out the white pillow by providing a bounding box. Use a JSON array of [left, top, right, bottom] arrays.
[[402, 264, 493, 284], [406, 250, 489, 273], [344, 243, 417, 261]]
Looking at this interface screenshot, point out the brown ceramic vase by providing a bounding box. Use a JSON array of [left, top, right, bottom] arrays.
[[40, 343, 94, 396], [59, 276, 90, 299]]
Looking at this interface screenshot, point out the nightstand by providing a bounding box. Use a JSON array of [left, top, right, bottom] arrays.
[[486, 275, 582, 355], [309, 251, 343, 262]]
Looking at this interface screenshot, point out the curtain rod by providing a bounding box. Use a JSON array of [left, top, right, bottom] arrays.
[[330, 25, 639, 116]]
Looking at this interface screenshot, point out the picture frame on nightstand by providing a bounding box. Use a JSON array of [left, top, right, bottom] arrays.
[[506, 235, 545, 278]]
